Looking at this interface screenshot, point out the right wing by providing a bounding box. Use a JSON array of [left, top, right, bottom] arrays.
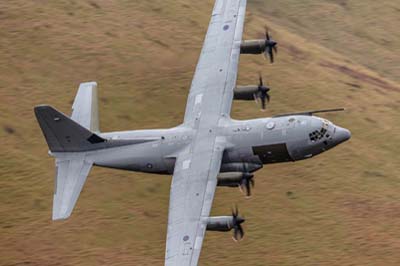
[[183, 0, 246, 125]]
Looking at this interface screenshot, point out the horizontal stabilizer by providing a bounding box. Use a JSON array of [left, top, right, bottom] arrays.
[[53, 155, 92, 220], [34, 105, 106, 152]]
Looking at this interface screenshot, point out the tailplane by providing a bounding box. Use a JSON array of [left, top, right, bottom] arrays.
[[35, 82, 158, 220], [53, 154, 93, 220], [34, 105, 106, 153], [35, 82, 100, 220], [34, 104, 98, 220]]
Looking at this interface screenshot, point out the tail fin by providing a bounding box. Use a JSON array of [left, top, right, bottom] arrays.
[[34, 105, 106, 152], [35, 82, 101, 220], [35, 82, 158, 220], [71, 82, 99, 132]]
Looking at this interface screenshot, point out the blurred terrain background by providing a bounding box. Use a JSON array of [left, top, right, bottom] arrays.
[[0, 0, 399, 265]]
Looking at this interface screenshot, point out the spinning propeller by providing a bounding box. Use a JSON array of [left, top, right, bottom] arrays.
[[254, 74, 271, 110], [264, 27, 278, 63], [232, 206, 245, 241], [239, 173, 255, 197]]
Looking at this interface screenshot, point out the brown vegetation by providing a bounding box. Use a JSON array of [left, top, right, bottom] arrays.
[[0, 1, 399, 265]]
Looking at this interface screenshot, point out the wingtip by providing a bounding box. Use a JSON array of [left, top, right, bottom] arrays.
[[52, 209, 72, 221], [52, 213, 69, 221], [79, 81, 98, 88]]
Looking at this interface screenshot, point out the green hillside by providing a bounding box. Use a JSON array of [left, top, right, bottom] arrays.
[[0, 1, 399, 265]]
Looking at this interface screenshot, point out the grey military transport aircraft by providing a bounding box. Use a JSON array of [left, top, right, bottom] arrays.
[[35, 0, 351, 265]]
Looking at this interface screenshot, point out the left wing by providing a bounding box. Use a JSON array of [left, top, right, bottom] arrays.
[[165, 139, 225, 266]]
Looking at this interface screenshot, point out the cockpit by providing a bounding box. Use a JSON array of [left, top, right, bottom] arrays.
[[308, 119, 331, 142]]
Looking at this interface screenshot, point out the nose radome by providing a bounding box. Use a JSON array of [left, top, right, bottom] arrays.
[[335, 126, 351, 144]]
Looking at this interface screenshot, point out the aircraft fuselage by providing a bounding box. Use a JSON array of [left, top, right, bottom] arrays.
[[69, 115, 350, 175]]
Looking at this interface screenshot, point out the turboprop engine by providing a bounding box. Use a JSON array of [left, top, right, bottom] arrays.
[[240, 27, 277, 63], [234, 74, 271, 110], [206, 206, 245, 241], [217, 172, 255, 197]]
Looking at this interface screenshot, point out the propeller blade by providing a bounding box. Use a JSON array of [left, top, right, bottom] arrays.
[[245, 180, 251, 197], [231, 206, 245, 241], [253, 92, 260, 104], [233, 224, 245, 241], [238, 225, 245, 239], [232, 205, 238, 218], [265, 26, 270, 40], [234, 227, 239, 240], [261, 96, 266, 110], [269, 48, 274, 63], [240, 180, 250, 197], [256, 75, 271, 109], [273, 45, 278, 54], [263, 26, 277, 63], [266, 92, 271, 102], [238, 183, 244, 194]]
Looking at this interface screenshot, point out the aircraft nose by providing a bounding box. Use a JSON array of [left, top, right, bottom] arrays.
[[335, 126, 351, 144]]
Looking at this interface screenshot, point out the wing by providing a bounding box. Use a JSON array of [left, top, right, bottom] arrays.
[[165, 0, 247, 265], [165, 138, 225, 266], [183, 0, 246, 126]]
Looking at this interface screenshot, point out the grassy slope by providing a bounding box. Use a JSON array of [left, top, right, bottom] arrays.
[[0, 0, 399, 265]]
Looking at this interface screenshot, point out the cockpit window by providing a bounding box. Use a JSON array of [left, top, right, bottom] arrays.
[[309, 122, 330, 142]]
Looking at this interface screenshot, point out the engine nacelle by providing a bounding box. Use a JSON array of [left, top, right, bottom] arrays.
[[220, 162, 262, 173], [234, 85, 259, 100], [240, 39, 266, 54], [206, 207, 245, 241], [217, 172, 253, 187], [206, 216, 235, 232]]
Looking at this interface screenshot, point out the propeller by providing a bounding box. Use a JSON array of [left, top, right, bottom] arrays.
[[239, 173, 255, 197], [232, 205, 245, 241], [264, 27, 278, 63], [253, 74, 271, 110]]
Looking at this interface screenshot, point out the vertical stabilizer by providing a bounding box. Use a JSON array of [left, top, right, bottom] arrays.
[[71, 82, 99, 133]]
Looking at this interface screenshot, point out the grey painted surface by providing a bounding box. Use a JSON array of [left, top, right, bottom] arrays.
[[71, 82, 99, 133], [35, 0, 351, 265]]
